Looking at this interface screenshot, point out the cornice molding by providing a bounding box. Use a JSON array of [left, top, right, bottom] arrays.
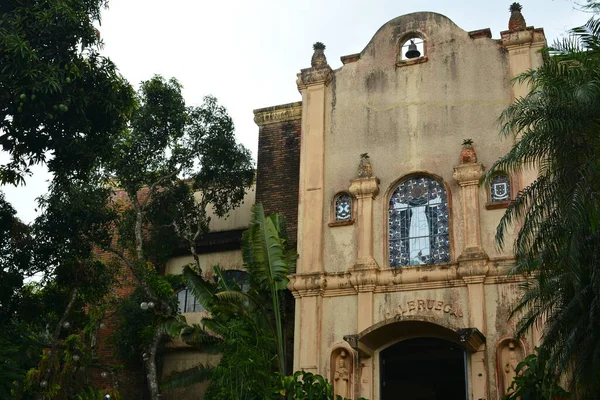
[[296, 65, 334, 90], [288, 259, 520, 298], [453, 162, 485, 185], [253, 101, 302, 126]]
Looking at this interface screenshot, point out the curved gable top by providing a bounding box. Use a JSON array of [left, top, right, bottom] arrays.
[[346, 12, 493, 66]]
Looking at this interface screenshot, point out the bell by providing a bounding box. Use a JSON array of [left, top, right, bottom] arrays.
[[405, 40, 421, 59]]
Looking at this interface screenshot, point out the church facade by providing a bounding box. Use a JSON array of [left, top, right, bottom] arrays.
[[253, 6, 545, 400]]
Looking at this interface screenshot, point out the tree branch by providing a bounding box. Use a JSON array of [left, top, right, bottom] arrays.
[[42, 286, 78, 385]]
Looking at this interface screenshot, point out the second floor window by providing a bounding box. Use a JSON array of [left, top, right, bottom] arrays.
[[177, 288, 204, 313]]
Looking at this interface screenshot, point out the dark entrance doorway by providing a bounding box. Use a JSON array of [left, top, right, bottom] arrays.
[[380, 337, 467, 400]]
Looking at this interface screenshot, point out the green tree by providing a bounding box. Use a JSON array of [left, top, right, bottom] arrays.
[[0, 0, 135, 184], [107, 75, 253, 400], [485, 5, 600, 397], [20, 175, 123, 398], [0, 190, 34, 397]]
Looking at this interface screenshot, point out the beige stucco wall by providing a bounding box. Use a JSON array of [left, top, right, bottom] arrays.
[[195, 184, 255, 233], [165, 249, 244, 276]]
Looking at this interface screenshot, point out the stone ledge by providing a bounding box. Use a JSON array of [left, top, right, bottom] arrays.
[[396, 55, 428, 68], [485, 200, 511, 210], [328, 219, 354, 227], [468, 28, 492, 39], [340, 53, 360, 64]]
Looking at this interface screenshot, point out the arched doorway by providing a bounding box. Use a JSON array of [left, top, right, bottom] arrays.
[[380, 337, 467, 400]]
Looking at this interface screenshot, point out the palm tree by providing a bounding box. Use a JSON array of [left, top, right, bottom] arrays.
[[161, 204, 295, 396], [242, 203, 296, 374], [484, 10, 600, 398]]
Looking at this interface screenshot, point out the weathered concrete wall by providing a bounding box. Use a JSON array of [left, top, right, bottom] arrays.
[[323, 12, 514, 272]]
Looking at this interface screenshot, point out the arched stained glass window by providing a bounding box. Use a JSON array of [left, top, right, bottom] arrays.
[[388, 176, 450, 267], [490, 174, 510, 202], [334, 193, 352, 221]]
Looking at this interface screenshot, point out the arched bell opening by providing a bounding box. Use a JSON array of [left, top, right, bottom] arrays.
[[398, 32, 427, 62]]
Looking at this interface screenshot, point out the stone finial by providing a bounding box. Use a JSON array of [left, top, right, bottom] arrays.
[[357, 153, 373, 178], [508, 3, 526, 31], [297, 42, 333, 90], [460, 139, 477, 164], [311, 42, 328, 68]]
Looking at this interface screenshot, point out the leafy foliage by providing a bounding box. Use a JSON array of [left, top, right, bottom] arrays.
[[105, 75, 253, 399], [502, 352, 570, 400], [0, 190, 31, 325], [161, 364, 213, 391], [0, 0, 135, 184], [485, 11, 600, 398], [161, 207, 295, 397], [203, 317, 277, 400], [242, 204, 296, 374], [112, 288, 157, 366], [276, 371, 366, 400], [173, 263, 277, 399]]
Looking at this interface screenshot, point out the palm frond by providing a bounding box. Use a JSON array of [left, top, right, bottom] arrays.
[[161, 364, 214, 390], [182, 264, 216, 310], [160, 314, 188, 337]]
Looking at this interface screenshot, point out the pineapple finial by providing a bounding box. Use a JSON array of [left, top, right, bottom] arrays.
[[508, 3, 526, 31], [311, 42, 328, 68]]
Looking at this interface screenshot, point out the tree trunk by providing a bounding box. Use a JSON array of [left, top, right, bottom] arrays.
[[42, 287, 78, 385], [146, 329, 163, 400], [134, 202, 144, 262]]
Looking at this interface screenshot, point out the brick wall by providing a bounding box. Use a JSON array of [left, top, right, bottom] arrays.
[[255, 113, 301, 249], [254, 103, 301, 374], [90, 189, 150, 398]]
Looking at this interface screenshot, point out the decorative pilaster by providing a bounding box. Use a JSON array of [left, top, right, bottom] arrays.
[[349, 154, 379, 271], [453, 140, 489, 400], [500, 3, 546, 105], [453, 140, 487, 263], [296, 42, 333, 276], [501, 3, 547, 212], [348, 154, 379, 336], [295, 42, 333, 375]]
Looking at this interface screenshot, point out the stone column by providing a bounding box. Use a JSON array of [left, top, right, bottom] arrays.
[[501, 2, 548, 352], [294, 42, 333, 374], [348, 154, 379, 271], [453, 143, 489, 400], [453, 145, 487, 263], [349, 154, 380, 334]]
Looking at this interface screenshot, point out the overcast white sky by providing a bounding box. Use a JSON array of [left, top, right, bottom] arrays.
[[0, 0, 592, 223]]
